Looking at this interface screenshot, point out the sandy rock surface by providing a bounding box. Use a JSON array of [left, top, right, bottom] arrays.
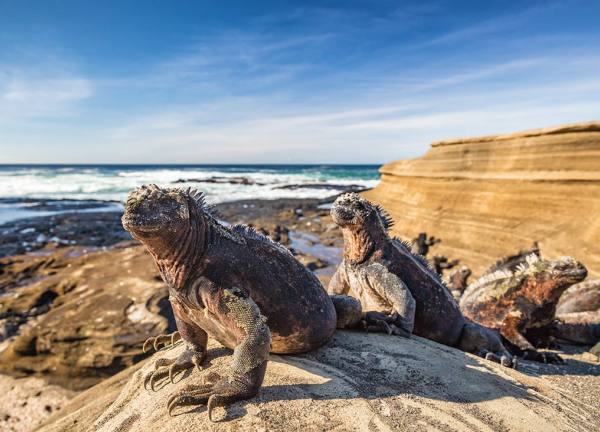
[[38, 332, 599, 432], [0, 374, 75, 432], [364, 121, 600, 278]]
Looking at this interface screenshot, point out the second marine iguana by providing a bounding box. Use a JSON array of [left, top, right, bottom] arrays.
[[327, 192, 514, 367], [122, 185, 360, 420], [460, 254, 587, 362]]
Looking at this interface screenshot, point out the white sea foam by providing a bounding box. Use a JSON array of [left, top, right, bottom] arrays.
[[0, 166, 379, 223]]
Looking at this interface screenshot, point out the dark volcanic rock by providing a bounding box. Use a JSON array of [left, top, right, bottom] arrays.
[[274, 183, 368, 192], [172, 176, 265, 186], [0, 211, 131, 259]]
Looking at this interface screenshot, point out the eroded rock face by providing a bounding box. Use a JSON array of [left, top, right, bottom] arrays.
[[363, 121, 600, 278], [0, 246, 174, 390], [37, 332, 599, 432]]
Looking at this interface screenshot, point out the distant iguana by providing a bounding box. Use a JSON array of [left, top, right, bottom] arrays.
[[460, 254, 587, 362], [122, 185, 361, 420], [552, 279, 600, 344], [432, 255, 460, 276], [446, 266, 472, 301], [410, 232, 440, 257], [328, 192, 514, 367]]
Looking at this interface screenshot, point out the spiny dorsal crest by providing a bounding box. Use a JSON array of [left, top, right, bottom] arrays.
[[185, 187, 222, 219], [374, 204, 395, 232], [466, 269, 515, 293]]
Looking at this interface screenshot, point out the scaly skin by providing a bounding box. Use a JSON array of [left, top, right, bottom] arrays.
[[122, 185, 357, 420], [460, 255, 587, 362], [328, 192, 514, 367]]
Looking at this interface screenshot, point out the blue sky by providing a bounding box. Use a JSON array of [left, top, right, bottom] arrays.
[[1, 0, 600, 164]]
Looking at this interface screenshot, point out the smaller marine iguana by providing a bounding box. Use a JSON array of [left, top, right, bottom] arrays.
[[122, 185, 361, 420], [328, 192, 514, 367], [460, 254, 587, 363]]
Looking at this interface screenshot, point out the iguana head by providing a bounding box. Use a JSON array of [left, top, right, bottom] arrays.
[[331, 193, 393, 263], [521, 255, 587, 284], [331, 192, 392, 231], [122, 184, 191, 238], [516, 255, 588, 312], [122, 184, 213, 288]]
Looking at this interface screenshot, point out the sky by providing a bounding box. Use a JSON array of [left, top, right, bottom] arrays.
[[1, 0, 600, 164]]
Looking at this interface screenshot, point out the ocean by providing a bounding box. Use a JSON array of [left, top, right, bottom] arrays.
[[0, 165, 380, 224]]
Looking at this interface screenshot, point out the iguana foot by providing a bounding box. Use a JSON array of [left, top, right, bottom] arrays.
[[167, 361, 267, 421], [361, 311, 411, 337], [459, 322, 515, 368], [144, 345, 205, 391], [143, 331, 182, 353], [522, 349, 563, 364]]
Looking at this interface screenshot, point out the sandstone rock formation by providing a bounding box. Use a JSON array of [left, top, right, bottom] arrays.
[[37, 332, 598, 431], [363, 121, 600, 278], [0, 246, 174, 389]]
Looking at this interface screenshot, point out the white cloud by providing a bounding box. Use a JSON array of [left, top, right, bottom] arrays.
[[0, 68, 92, 119]]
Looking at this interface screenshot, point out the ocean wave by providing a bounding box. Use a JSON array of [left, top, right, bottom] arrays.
[[0, 165, 380, 204]]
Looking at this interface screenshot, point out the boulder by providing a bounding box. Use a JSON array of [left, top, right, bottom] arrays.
[[37, 332, 598, 431]]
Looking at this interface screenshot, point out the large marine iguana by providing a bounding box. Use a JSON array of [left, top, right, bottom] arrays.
[[121, 185, 361, 420], [460, 254, 587, 362], [327, 192, 514, 367]]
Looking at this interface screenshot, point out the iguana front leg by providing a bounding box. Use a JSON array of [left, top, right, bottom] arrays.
[[361, 263, 415, 337], [501, 312, 562, 364], [145, 299, 208, 390], [167, 287, 271, 421]]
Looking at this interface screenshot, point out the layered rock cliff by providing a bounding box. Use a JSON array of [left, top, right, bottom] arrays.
[[364, 121, 600, 277]]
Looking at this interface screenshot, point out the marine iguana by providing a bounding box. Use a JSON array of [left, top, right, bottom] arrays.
[[552, 279, 600, 344], [460, 254, 587, 362], [410, 232, 440, 257], [122, 185, 360, 420], [328, 192, 514, 367], [432, 255, 459, 276], [446, 266, 472, 301]]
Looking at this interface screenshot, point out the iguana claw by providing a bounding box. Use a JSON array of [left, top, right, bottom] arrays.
[[361, 311, 411, 338], [523, 349, 563, 364], [142, 331, 182, 353], [144, 347, 205, 391], [167, 362, 266, 422]]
